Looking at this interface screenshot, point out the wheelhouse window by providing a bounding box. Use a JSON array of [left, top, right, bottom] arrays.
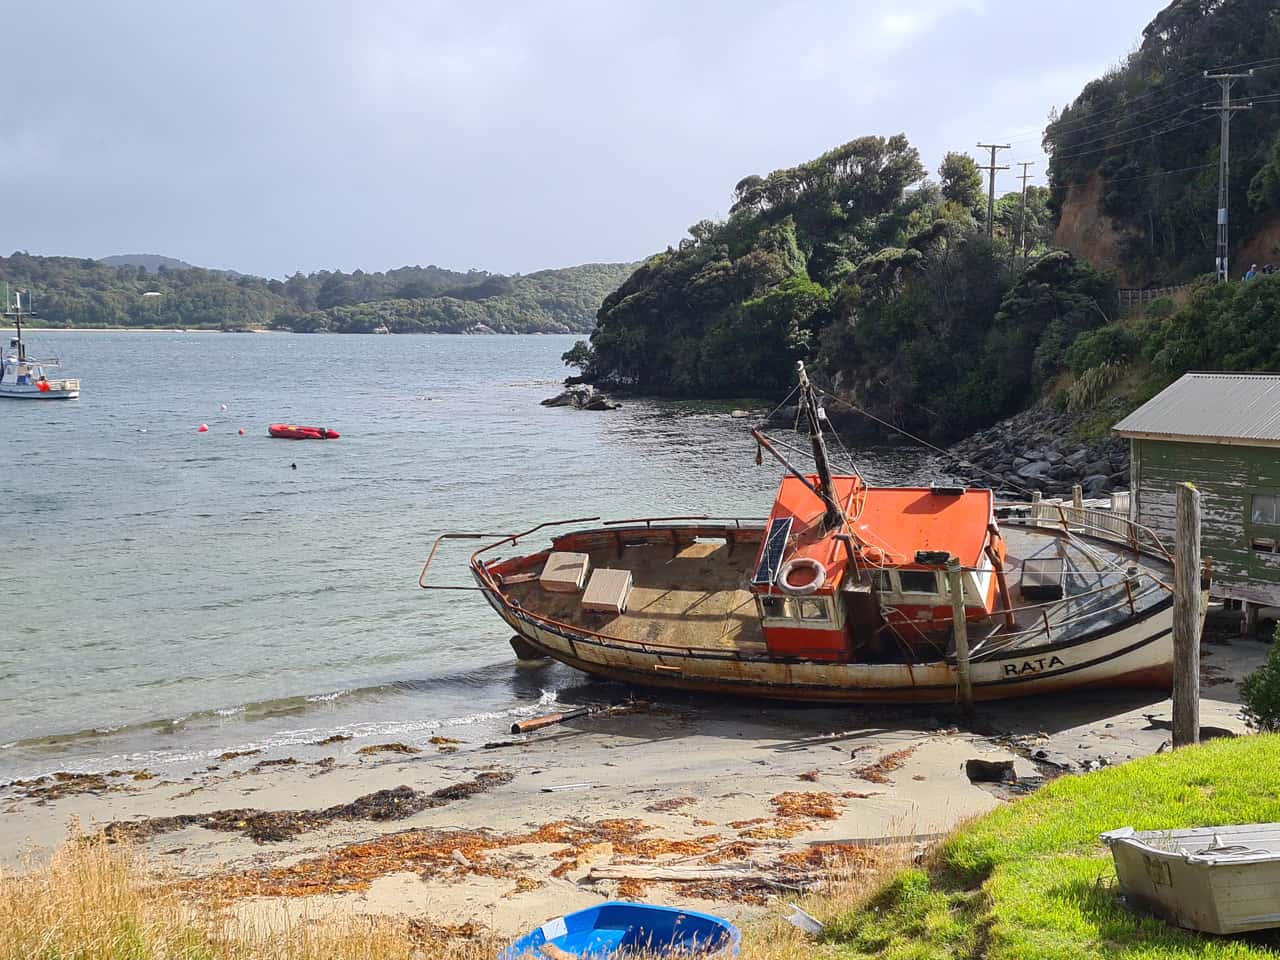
[[797, 598, 829, 621], [871, 568, 893, 593], [759, 595, 793, 620], [898, 570, 939, 595], [1252, 494, 1280, 527]]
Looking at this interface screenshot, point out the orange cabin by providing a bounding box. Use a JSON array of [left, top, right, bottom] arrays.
[[750, 474, 1004, 662]]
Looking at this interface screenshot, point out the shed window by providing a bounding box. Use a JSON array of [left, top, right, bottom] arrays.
[[1252, 494, 1280, 527], [1253, 537, 1279, 555], [899, 571, 939, 595]]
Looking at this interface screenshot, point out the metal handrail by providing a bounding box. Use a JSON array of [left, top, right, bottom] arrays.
[[420, 517, 602, 589], [600, 515, 762, 529], [997, 500, 1173, 561]]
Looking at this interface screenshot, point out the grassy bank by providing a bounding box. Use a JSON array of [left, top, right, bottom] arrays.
[[822, 734, 1280, 959]]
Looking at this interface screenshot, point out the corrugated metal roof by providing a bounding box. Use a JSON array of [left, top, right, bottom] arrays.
[[1113, 372, 1280, 443]]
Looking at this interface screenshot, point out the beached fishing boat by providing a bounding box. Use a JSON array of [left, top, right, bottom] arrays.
[[0, 291, 80, 400], [422, 364, 1193, 704]]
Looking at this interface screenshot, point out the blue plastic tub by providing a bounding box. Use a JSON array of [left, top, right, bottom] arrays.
[[500, 901, 740, 958]]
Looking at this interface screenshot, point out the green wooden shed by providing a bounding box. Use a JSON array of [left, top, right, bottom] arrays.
[[1114, 372, 1280, 612]]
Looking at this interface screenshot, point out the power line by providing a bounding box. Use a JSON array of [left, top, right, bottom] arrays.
[[1030, 55, 1280, 138], [1047, 113, 1214, 164], [1204, 69, 1254, 282], [1041, 81, 1216, 141], [991, 56, 1280, 146], [1043, 99, 1208, 154], [976, 143, 1010, 240], [1058, 161, 1216, 188]]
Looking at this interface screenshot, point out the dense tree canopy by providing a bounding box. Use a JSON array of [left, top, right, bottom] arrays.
[[570, 134, 1113, 441], [939, 152, 984, 212]]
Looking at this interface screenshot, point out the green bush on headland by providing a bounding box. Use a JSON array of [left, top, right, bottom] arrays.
[[826, 734, 1280, 959]]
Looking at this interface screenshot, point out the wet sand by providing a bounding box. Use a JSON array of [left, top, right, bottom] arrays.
[[0, 635, 1264, 936]]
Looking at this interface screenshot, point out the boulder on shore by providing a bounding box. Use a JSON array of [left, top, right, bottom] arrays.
[[540, 384, 620, 411]]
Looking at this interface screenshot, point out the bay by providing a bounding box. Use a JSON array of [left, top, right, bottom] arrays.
[[0, 331, 941, 779]]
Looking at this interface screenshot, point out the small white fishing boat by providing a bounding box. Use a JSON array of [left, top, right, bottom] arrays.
[[0, 291, 79, 400]]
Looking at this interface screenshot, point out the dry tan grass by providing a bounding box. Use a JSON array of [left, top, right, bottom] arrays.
[[0, 835, 498, 960], [0, 830, 913, 960], [738, 843, 916, 960]]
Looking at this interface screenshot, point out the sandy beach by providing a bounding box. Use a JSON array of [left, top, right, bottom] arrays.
[[1, 629, 1264, 938]]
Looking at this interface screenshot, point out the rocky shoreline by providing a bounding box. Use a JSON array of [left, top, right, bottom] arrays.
[[945, 401, 1130, 499]]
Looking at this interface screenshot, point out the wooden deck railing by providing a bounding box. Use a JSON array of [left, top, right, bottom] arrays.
[[1117, 285, 1188, 312]]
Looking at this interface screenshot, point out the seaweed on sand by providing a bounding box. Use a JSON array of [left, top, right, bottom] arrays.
[[103, 772, 514, 844]]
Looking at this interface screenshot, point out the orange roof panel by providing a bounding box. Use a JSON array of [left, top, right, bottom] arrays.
[[759, 476, 992, 593]]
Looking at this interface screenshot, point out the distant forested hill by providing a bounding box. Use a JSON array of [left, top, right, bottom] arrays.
[[1046, 0, 1280, 283], [0, 253, 633, 334], [291, 263, 636, 333], [98, 254, 211, 273]]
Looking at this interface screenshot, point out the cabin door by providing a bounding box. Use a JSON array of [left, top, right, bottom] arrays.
[[842, 589, 886, 659]]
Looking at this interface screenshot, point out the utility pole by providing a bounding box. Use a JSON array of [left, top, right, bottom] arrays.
[[976, 142, 1010, 240], [1203, 70, 1252, 282], [1016, 161, 1036, 263]]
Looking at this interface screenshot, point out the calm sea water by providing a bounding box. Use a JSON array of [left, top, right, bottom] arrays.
[[0, 331, 942, 780]]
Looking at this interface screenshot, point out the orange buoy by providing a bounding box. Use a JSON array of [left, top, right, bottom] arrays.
[[198, 424, 209, 433], [238, 428, 245, 435]]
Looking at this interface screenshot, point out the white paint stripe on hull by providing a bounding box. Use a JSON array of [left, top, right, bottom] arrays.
[[486, 587, 1174, 703]]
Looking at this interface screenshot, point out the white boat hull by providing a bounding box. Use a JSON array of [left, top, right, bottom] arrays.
[[479, 580, 1175, 703], [0, 384, 79, 399]]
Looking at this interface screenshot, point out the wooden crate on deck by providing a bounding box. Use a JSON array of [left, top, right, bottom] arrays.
[[582, 568, 633, 613], [540, 552, 589, 593]]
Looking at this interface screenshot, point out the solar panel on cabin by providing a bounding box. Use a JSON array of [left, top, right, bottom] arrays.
[[753, 517, 794, 585]]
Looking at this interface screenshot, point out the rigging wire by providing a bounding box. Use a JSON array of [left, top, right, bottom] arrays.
[[814, 389, 1034, 497]]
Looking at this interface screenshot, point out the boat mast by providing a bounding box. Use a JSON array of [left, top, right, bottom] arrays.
[[5, 288, 25, 363], [796, 361, 845, 530]]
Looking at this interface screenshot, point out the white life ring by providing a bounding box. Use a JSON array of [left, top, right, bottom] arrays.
[[776, 557, 826, 595]]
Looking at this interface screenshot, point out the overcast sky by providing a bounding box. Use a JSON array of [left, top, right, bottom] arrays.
[[2, 1, 1159, 278]]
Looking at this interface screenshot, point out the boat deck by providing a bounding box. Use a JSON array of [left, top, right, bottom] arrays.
[[499, 522, 1172, 660], [504, 540, 765, 653]]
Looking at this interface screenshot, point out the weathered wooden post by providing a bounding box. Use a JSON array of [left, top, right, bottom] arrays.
[[1173, 482, 1202, 748], [1243, 601, 1259, 637], [1031, 490, 1042, 527], [947, 557, 975, 724]]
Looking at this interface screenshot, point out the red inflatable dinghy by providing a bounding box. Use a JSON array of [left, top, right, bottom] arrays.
[[268, 423, 340, 440]]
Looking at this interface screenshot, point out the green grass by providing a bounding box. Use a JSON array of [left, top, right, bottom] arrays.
[[826, 735, 1280, 959]]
